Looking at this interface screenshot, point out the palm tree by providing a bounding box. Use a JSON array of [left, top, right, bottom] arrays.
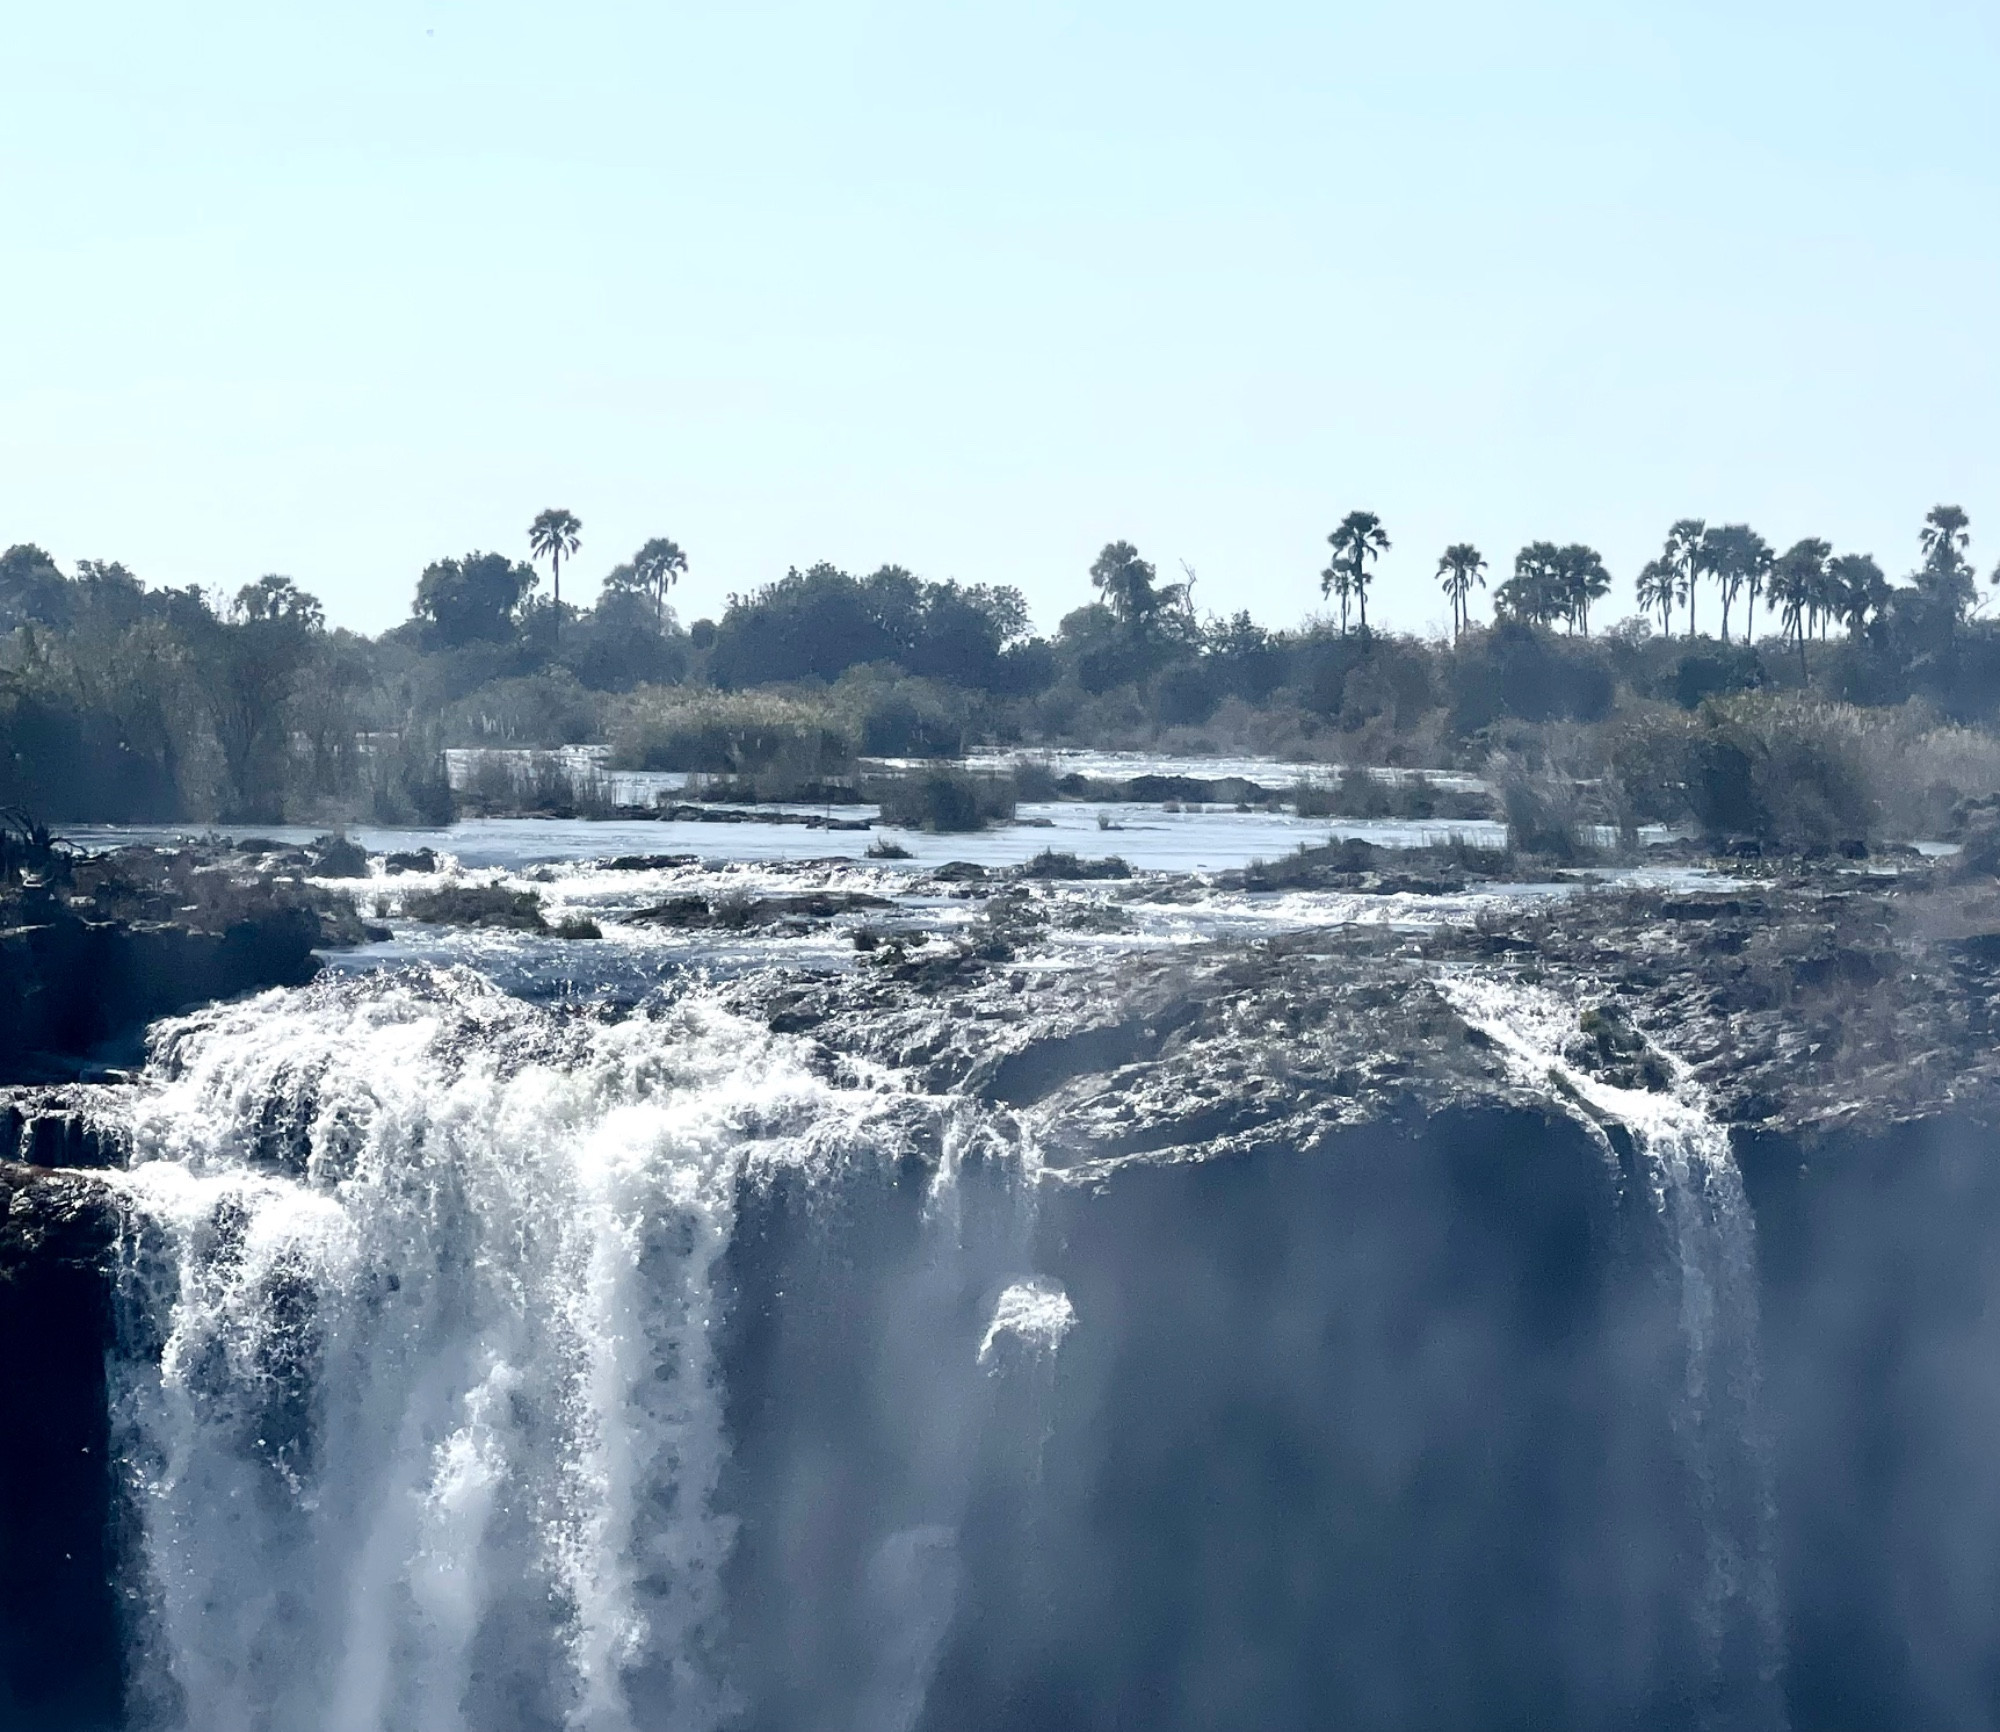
[[528, 508, 583, 634], [1828, 553, 1888, 640], [1435, 544, 1486, 640], [1666, 518, 1707, 637], [1090, 540, 1162, 627], [1740, 528, 1773, 637], [631, 537, 688, 629], [1769, 538, 1831, 677], [1326, 511, 1390, 638], [1917, 503, 1977, 627], [1320, 555, 1353, 635], [1921, 503, 1971, 571], [1555, 544, 1611, 635], [1497, 542, 1566, 626], [1701, 525, 1742, 642], [1636, 559, 1678, 636]]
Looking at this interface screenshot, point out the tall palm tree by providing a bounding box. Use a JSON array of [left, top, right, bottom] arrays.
[[1435, 543, 1486, 640], [1740, 528, 1773, 637], [1497, 542, 1565, 626], [1769, 538, 1831, 677], [1557, 544, 1611, 635], [1921, 503, 1971, 570], [1828, 553, 1888, 640], [1327, 511, 1390, 639], [631, 537, 688, 629], [528, 508, 583, 634], [1666, 518, 1707, 637], [1320, 555, 1353, 636], [1636, 559, 1678, 636], [1701, 525, 1743, 642]]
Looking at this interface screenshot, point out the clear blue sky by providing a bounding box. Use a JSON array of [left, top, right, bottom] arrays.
[[4, 1, 1997, 638]]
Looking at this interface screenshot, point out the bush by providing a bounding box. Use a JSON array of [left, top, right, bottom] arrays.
[[456, 751, 616, 818], [838, 672, 972, 757], [1019, 849, 1132, 879], [368, 726, 455, 826], [609, 688, 856, 780], [1609, 696, 1875, 850], [871, 768, 1016, 832], [1495, 760, 1595, 861]]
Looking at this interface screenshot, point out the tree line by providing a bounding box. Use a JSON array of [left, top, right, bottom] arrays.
[[4, 497, 1999, 824]]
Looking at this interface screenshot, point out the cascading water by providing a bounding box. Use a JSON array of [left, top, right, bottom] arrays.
[[1439, 972, 1785, 1731], [95, 965, 1031, 1732]]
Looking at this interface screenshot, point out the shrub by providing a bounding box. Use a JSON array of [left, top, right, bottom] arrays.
[[1609, 696, 1875, 849], [1018, 849, 1132, 880], [1496, 762, 1595, 862], [368, 726, 455, 826], [609, 688, 856, 778], [871, 768, 1016, 832]]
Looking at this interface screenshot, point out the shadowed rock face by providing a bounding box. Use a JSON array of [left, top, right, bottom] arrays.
[[0, 841, 375, 1083], [0, 1165, 121, 1730]]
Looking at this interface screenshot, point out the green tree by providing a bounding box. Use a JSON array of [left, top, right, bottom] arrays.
[[1769, 538, 1831, 677], [1917, 503, 1977, 625], [1698, 525, 1771, 644], [1828, 552, 1889, 640], [626, 537, 689, 629], [1089, 540, 1175, 630], [1665, 518, 1707, 637], [1326, 511, 1390, 638], [1435, 543, 1486, 640], [1320, 553, 1353, 636], [194, 576, 327, 818], [1635, 559, 1678, 637], [528, 508, 583, 635], [1556, 544, 1612, 635], [1497, 542, 1567, 626], [413, 552, 538, 647]]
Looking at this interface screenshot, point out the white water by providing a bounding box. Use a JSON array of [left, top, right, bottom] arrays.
[[100, 967, 932, 1732], [977, 1280, 1077, 1367], [1439, 973, 1786, 1727]]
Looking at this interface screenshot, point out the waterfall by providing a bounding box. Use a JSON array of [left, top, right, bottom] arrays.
[[98, 966, 941, 1732], [1440, 972, 1786, 1731]]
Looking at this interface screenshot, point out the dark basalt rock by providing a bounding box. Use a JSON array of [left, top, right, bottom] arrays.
[[0, 1163, 123, 1729], [624, 890, 892, 932], [401, 884, 550, 930], [0, 843, 372, 1083]]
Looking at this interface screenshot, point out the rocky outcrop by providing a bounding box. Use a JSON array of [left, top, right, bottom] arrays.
[[0, 842, 376, 1082]]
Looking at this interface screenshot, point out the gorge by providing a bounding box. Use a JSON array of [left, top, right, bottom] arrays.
[[5, 837, 2000, 1730]]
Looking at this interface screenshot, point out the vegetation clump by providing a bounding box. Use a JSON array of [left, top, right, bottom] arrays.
[[870, 768, 1016, 832], [1018, 850, 1132, 880], [401, 885, 548, 931]]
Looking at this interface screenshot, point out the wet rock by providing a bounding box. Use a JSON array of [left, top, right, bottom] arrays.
[[625, 890, 892, 933], [603, 854, 701, 872], [307, 834, 370, 877], [1017, 850, 1132, 881]]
